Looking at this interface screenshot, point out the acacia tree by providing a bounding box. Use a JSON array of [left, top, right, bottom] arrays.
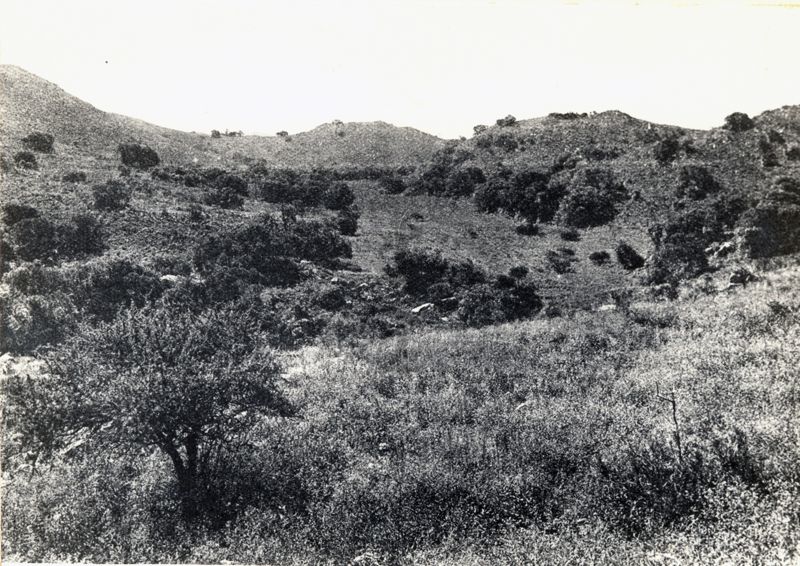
[[4, 305, 294, 521]]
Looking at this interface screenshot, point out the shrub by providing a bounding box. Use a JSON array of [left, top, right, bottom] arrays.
[[615, 242, 645, 270], [457, 279, 541, 327], [495, 115, 517, 127], [204, 185, 244, 209], [515, 222, 539, 236], [560, 228, 580, 241], [75, 259, 165, 321], [737, 204, 800, 258], [723, 112, 755, 132], [759, 138, 779, 168], [60, 213, 105, 257], [62, 171, 87, 183], [3, 305, 294, 523], [676, 165, 720, 200], [653, 137, 680, 164], [545, 249, 577, 274], [322, 182, 355, 210], [444, 167, 486, 197], [92, 180, 132, 210], [549, 112, 587, 120], [117, 143, 160, 169], [556, 169, 627, 228], [493, 132, 518, 152], [21, 132, 54, 153], [2, 203, 40, 226], [473, 124, 488, 135], [786, 145, 800, 161], [589, 250, 611, 265], [509, 265, 529, 279], [379, 175, 406, 194], [337, 206, 360, 236], [211, 129, 221, 138], [193, 215, 351, 288], [13, 151, 38, 169], [385, 248, 486, 297], [8, 217, 58, 262]]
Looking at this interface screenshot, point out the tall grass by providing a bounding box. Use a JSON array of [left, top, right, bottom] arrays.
[[3, 267, 799, 564]]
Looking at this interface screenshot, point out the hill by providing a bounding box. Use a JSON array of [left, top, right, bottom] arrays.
[[0, 65, 444, 171]]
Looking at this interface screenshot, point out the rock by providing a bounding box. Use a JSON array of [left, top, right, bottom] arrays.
[[730, 267, 758, 286], [411, 302, 434, 314], [159, 274, 181, 285], [597, 304, 617, 312]]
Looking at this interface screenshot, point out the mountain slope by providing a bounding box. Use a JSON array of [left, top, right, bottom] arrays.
[[0, 65, 444, 170]]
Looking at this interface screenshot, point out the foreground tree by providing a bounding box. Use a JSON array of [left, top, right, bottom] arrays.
[[4, 305, 294, 522]]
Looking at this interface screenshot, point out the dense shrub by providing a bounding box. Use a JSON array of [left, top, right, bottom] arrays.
[[560, 228, 580, 241], [4, 211, 105, 264], [589, 250, 611, 265], [549, 112, 587, 120], [676, 165, 720, 200], [545, 249, 577, 274], [723, 112, 755, 132], [118, 143, 160, 169], [385, 248, 485, 297], [204, 185, 244, 209], [92, 180, 133, 210], [336, 206, 360, 236], [759, 138, 779, 168], [786, 145, 800, 161], [515, 222, 540, 236], [62, 171, 87, 183], [615, 242, 645, 271], [495, 114, 517, 127], [379, 175, 406, 194], [444, 167, 486, 197], [322, 182, 355, 210], [556, 168, 627, 228], [193, 214, 352, 289], [74, 259, 166, 321], [648, 197, 745, 283], [737, 203, 800, 258], [59, 213, 105, 257], [653, 137, 680, 164], [7, 217, 58, 262], [13, 151, 38, 169], [2, 203, 40, 226], [21, 132, 54, 153], [492, 132, 519, 152], [457, 279, 541, 327]]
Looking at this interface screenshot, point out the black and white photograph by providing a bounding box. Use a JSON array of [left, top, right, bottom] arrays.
[[1, 1, 799, 563]]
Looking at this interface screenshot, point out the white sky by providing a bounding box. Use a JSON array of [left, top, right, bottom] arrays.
[[1, 0, 798, 139]]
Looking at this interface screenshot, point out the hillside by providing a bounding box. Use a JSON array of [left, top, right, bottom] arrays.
[[0, 65, 444, 171], [2, 66, 800, 565]]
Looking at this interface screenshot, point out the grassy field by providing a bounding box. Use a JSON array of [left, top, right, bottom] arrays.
[[4, 263, 798, 564]]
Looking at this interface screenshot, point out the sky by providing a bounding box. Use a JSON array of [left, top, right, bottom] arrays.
[[1, 0, 799, 139]]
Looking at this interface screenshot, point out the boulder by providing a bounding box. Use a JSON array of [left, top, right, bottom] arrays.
[[411, 302, 434, 314]]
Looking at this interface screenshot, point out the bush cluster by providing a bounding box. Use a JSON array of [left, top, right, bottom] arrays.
[[13, 151, 38, 170], [118, 143, 160, 169], [92, 180, 133, 210], [21, 132, 54, 153], [2, 207, 105, 263], [193, 214, 352, 291]]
